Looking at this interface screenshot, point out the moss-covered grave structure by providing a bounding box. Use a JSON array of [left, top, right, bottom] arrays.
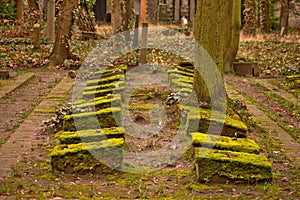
[[50, 65, 127, 173], [50, 62, 272, 183], [168, 61, 272, 183]]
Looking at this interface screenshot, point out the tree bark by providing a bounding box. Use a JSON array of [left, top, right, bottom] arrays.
[[15, 0, 23, 19], [193, 0, 225, 105], [49, 0, 78, 66], [280, 0, 289, 36], [243, 0, 257, 36], [224, 0, 241, 72], [112, 0, 122, 34], [261, 0, 270, 33]]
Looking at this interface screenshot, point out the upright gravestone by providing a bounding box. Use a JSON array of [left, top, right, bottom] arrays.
[[33, 24, 41, 50]]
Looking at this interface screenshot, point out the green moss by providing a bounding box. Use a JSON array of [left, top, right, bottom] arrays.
[[86, 74, 125, 87], [172, 87, 192, 94], [194, 148, 272, 183], [63, 107, 121, 131], [59, 127, 125, 144], [184, 106, 248, 138], [83, 81, 124, 92], [74, 94, 121, 110], [39, 172, 56, 180], [82, 87, 124, 99], [167, 69, 194, 78], [34, 109, 55, 113], [129, 102, 155, 111], [170, 65, 194, 74], [286, 74, 300, 81], [171, 79, 193, 89], [91, 65, 127, 77], [50, 138, 124, 173], [191, 132, 260, 154]]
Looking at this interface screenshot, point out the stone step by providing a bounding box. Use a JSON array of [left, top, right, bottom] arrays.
[[90, 65, 127, 79], [167, 69, 194, 78], [171, 79, 193, 90], [50, 138, 124, 173], [286, 74, 300, 81], [86, 74, 125, 87], [194, 148, 272, 183], [184, 107, 248, 138], [73, 94, 121, 112], [170, 65, 194, 74], [82, 86, 124, 99], [58, 127, 125, 144], [63, 107, 121, 131], [83, 81, 124, 92], [191, 132, 260, 154]]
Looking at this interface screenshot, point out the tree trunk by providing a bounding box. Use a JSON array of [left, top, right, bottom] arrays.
[[280, 0, 289, 36], [28, 0, 39, 10], [224, 0, 241, 72], [121, 0, 134, 40], [112, 0, 122, 34], [243, 0, 257, 36], [261, 0, 270, 33], [193, 0, 225, 105], [77, 0, 97, 40], [15, 0, 23, 19], [49, 0, 78, 67]]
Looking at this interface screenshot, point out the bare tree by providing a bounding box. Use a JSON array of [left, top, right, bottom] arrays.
[[49, 0, 79, 66], [280, 0, 290, 36], [223, 0, 241, 72]]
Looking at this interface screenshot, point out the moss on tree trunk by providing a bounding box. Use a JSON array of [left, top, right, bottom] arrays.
[[193, 0, 225, 105]]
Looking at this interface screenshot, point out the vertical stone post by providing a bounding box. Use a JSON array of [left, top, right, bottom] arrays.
[[133, 15, 140, 48], [33, 24, 41, 50], [140, 23, 148, 65], [174, 0, 180, 21], [47, 0, 55, 42], [140, 0, 147, 24]]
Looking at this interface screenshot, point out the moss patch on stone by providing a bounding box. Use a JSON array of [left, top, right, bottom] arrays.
[[86, 74, 125, 87], [91, 65, 127, 78], [194, 148, 272, 183], [82, 87, 124, 99], [63, 107, 121, 131], [286, 74, 300, 81], [184, 106, 248, 138], [191, 132, 260, 154], [50, 138, 124, 173], [83, 81, 124, 92], [74, 94, 121, 110], [59, 127, 125, 144], [170, 65, 194, 74], [167, 69, 194, 78], [171, 79, 193, 90]]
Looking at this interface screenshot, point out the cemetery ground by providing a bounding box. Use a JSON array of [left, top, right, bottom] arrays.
[[0, 29, 300, 199]]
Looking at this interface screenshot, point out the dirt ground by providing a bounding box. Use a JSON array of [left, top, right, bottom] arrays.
[[0, 28, 299, 198], [0, 66, 299, 199]]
